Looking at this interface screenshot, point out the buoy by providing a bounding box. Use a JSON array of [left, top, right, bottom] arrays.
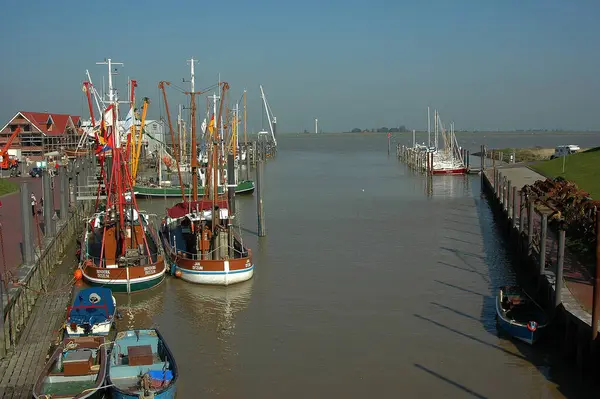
[[174, 270, 183, 278], [527, 321, 538, 332], [74, 269, 83, 281]]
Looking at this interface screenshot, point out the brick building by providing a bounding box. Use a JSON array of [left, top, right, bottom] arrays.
[[0, 111, 82, 161]]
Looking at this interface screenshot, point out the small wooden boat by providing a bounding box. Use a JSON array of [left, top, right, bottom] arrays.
[[495, 285, 548, 345], [33, 336, 108, 399], [107, 329, 178, 399], [65, 287, 117, 337]]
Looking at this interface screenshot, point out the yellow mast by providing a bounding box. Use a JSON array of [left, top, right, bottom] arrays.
[[132, 98, 150, 183]]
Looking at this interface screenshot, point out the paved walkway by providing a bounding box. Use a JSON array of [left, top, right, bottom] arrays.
[[0, 176, 62, 281], [486, 165, 596, 328], [0, 248, 76, 398]]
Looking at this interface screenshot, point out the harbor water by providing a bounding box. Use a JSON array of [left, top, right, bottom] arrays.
[[113, 132, 599, 398]]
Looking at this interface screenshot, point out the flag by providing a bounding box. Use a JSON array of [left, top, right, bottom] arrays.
[[201, 118, 207, 135], [207, 114, 215, 136], [103, 104, 115, 128], [123, 106, 135, 132]]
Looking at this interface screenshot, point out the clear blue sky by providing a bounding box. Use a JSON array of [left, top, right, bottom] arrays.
[[1, 0, 599, 132]]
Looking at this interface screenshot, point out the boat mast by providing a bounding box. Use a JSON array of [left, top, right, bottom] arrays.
[[427, 106, 431, 148], [243, 90, 247, 148], [188, 58, 199, 202]]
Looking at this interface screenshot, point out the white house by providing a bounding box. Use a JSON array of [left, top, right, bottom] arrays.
[[142, 119, 167, 154]]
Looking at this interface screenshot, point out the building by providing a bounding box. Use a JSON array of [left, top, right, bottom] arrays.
[[0, 111, 81, 161], [142, 119, 168, 154]]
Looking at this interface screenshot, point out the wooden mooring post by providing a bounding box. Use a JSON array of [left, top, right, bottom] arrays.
[[555, 227, 565, 308], [592, 211, 600, 341], [256, 160, 266, 237]]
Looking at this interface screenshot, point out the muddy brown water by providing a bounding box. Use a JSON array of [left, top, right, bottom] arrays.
[[105, 133, 600, 398]]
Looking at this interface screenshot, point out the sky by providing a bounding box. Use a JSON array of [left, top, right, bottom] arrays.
[[1, 0, 599, 133]]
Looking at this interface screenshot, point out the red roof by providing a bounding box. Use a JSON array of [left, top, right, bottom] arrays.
[[167, 199, 229, 219], [16, 111, 80, 136]]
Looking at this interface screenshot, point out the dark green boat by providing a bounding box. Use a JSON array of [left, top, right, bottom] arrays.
[[133, 179, 255, 198]]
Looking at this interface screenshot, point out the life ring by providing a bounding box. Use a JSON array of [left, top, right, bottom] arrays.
[[527, 321, 538, 332]]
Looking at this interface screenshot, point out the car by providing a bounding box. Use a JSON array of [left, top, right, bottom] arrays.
[[550, 145, 580, 159], [29, 167, 43, 178]]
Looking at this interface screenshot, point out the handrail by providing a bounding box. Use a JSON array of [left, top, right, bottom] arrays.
[[165, 240, 249, 261]]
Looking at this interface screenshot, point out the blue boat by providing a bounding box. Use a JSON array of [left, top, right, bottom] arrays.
[[495, 285, 548, 345], [107, 329, 178, 398], [66, 287, 117, 337]]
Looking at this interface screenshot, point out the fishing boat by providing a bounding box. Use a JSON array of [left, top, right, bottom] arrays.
[[78, 58, 166, 294], [159, 70, 254, 286], [33, 336, 108, 399], [107, 329, 178, 399], [65, 287, 117, 337], [133, 179, 255, 198], [495, 285, 548, 345]]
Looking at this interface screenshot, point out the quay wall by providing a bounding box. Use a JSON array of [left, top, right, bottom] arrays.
[[481, 168, 598, 375]]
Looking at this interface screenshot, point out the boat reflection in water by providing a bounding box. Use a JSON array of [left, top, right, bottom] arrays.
[[174, 277, 254, 338], [113, 281, 167, 332], [424, 174, 471, 198]]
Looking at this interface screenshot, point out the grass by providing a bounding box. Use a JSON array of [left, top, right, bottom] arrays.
[[473, 147, 556, 162], [0, 178, 18, 196], [530, 147, 600, 199]]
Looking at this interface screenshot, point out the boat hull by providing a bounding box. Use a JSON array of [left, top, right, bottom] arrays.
[[160, 227, 254, 286], [134, 179, 255, 198], [82, 263, 166, 293], [173, 262, 254, 285], [110, 386, 176, 399], [496, 312, 543, 345], [431, 167, 467, 175], [495, 287, 547, 345]]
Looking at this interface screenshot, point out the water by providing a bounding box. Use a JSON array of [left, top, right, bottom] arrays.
[[112, 133, 600, 398]]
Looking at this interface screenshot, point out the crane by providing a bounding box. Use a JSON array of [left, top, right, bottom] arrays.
[[0, 127, 21, 170]]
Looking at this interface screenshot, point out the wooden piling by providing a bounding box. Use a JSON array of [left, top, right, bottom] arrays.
[[511, 187, 518, 228], [555, 227, 565, 308], [256, 160, 266, 237], [20, 181, 34, 265], [527, 200, 535, 256], [593, 211, 600, 340], [519, 191, 525, 235], [540, 213, 548, 275], [43, 169, 55, 236]]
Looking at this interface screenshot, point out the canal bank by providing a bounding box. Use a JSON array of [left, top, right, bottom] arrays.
[[481, 163, 600, 377]]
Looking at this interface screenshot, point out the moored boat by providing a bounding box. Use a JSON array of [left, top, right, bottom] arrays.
[[159, 76, 254, 286], [78, 58, 166, 294], [160, 199, 254, 285], [80, 203, 167, 293], [107, 329, 178, 399], [65, 287, 117, 337], [133, 178, 255, 198], [33, 336, 108, 399], [495, 285, 548, 345]]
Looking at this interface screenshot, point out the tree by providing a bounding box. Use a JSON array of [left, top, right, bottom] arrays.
[[376, 127, 389, 133], [351, 128, 361, 133]]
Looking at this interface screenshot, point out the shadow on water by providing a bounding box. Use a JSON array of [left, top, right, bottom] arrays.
[[414, 363, 488, 399], [472, 176, 599, 398]]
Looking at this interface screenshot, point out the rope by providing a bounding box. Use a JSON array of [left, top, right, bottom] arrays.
[[14, 276, 75, 295]]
